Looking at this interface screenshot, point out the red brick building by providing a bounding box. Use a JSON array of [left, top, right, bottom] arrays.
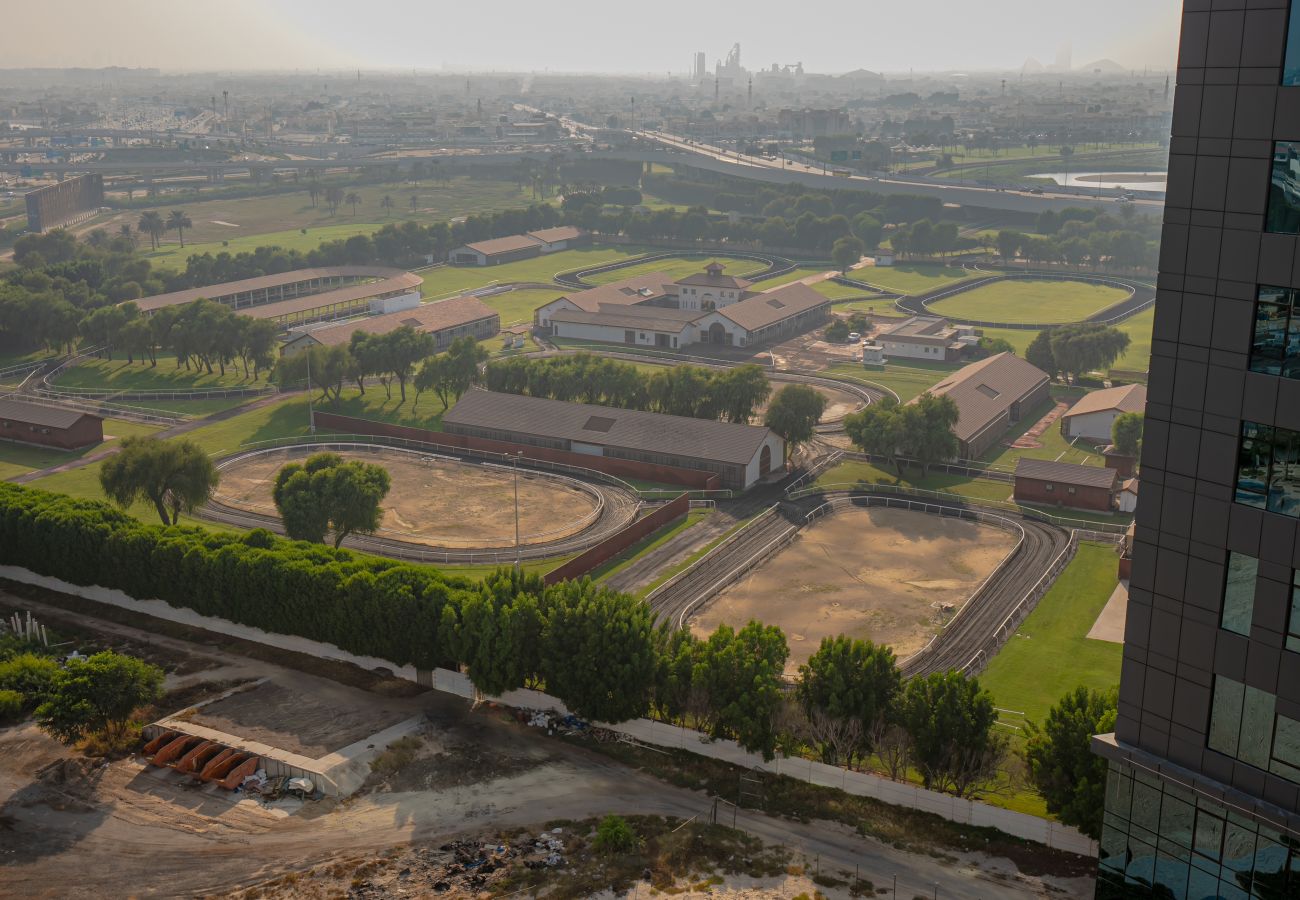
[[0, 397, 103, 449], [1013, 457, 1119, 512]]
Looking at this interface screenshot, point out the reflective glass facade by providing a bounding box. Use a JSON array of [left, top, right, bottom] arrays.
[[1097, 765, 1300, 899], [1235, 422, 1300, 519], [1249, 287, 1300, 380], [1267, 143, 1300, 235], [1287, 3, 1300, 87]]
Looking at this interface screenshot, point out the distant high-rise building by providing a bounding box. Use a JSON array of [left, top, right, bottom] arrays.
[[1092, 2, 1300, 897], [693, 52, 706, 81]]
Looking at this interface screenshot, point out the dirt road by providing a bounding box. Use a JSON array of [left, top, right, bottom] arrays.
[[0, 593, 1090, 899]]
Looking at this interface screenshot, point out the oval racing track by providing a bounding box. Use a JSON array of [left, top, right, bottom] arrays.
[[196, 442, 641, 564], [894, 268, 1155, 330], [646, 488, 1071, 679]]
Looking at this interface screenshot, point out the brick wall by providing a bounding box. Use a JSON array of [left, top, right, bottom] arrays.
[[542, 493, 691, 585]]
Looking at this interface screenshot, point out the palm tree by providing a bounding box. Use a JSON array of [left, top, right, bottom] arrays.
[[166, 210, 192, 248], [379, 195, 394, 217], [118, 223, 137, 248], [138, 211, 165, 250], [345, 192, 361, 216], [410, 194, 418, 213]]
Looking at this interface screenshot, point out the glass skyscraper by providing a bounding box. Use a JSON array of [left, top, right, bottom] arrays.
[[1093, 1, 1300, 897]]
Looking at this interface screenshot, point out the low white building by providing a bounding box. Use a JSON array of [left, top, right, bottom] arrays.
[[1060, 383, 1148, 442], [1119, 478, 1139, 513], [876, 315, 974, 362]]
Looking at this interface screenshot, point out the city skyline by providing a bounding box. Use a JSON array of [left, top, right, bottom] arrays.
[[2, 0, 1182, 75]]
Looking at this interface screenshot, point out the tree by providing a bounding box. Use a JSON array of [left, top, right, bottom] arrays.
[[844, 398, 905, 475], [35, 651, 164, 746], [851, 213, 883, 250], [165, 210, 192, 248], [713, 364, 771, 424], [899, 392, 959, 475], [1050, 323, 1131, 382], [277, 344, 352, 405], [1026, 329, 1057, 379], [541, 584, 656, 723], [901, 670, 1004, 797], [271, 452, 392, 548], [380, 194, 395, 216], [831, 235, 866, 274], [692, 621, 789, 759], [99, 436, 220, 526], [1112, 411, 1144, 458], [764, 384, 827, 463], [345, 191, 361, 215], [974, 336, 1016, 358], [383, 326, 437, 402], [137, 210, 165, 250], [797, 636, 900, 767], [824, 319, 850, 342], [1024, 687, 1117, 839], [996, 230, 1023, 266]]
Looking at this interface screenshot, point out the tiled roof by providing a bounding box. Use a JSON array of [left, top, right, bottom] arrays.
[[714, 282, 829, 332], [526, 226, 584, 243], [294, 296, 498, 346], [1015, 457, 1119, 489], [548, 274, 674, 313], [443, 389, 774, 465], [925, 352, 1050, 443], [135, 267, 420, 313], [0, 396, 99, 429], [550, 304, 700, 333], [463, 234, 543, 256], [1062, 383, 1148, 419]]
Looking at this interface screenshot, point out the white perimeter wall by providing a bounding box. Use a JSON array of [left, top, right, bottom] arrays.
[[0, 563, 1096, 858]]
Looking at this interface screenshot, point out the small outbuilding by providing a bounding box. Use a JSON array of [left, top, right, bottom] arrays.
[[1013, 457, 1119, 512], [1060, 383, 1147, 443], [0, 397, 103, 449]]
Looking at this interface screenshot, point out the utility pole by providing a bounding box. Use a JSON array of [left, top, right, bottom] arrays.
[[305, 349, 315, 433], [513, 451, 523, 565]]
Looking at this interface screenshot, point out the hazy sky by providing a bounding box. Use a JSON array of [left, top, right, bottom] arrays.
[[4, 0, 1183, 74]]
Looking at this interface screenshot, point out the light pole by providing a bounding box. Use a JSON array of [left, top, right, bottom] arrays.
[[512, 450, 523, 566], [305, 347, 316, 434]]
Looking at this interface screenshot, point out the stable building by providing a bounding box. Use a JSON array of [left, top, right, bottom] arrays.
[[1059, 383, 1147, 443], [442, 389, 784, 490], [875, 316, 976, 362], [279, 295, 499, 357], [135, 267, 422, 317], [0, 397, 103, 450], [692, 282, 831, 347], [924, 352, 1051, 459], [1013, 457, 1119, 512], [547, 304, 700, 350], [448, 228, 587, 266]]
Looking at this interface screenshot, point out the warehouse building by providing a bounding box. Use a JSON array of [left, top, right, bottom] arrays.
[[280, 295, 499, 357], [1059, 382, 1147, 442], [1013, 457, 1119, 512], [448, 227, 587, 266], [134, 267, 424, 327], [923, 352, 1051, 459], [0, 397, 103, 449], [442, 389, 784, 489]]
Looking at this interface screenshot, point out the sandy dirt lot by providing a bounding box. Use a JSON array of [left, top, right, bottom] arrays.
[[754, 382, 863, 424], [216, 450, 599, 547], [691, 507, 1017, 672], [190, 681, 414, 758]]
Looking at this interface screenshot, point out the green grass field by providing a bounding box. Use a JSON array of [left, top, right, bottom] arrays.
[[980, 542, 1123, 730], [584, 255, 759, 286], [477, 288, 561, 329], [1112, 307, 1155, 373], [928, 280, 1130, 325], [974, 326, 1036, 356], [811, 459, 1016, 503], [137, 221, 387, 269], [116, 176, 538, 255], [51, 353, 273, 392], [977, 397, 1102, 470], [853, 263, 975, 295], [0, 418, 162, 481], [826, 361, 956, 403], [418, 247, 650, 299]]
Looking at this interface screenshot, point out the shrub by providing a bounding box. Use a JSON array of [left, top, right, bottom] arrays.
[[0, 653, 61, 708], [592, 814, 639, 854], [0, 689, 23, 723]]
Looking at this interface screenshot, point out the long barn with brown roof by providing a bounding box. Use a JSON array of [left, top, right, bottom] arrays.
[[921, 352, 1051, 459]]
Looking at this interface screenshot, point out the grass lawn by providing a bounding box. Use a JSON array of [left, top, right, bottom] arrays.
[[0, 418, 162, 481], [124, 176, 538, 257], [852, 262, 975, 295], [928, 280, 1130, 325], [750, 267, 831, 289], [418, 246, 650, 299], [980, 541, 1123, 732], [1112, 307, 1155, 373], [52, 353, 273, 392], [811, 459, 1016, 504], [975, 326, 1037, 356], [977, 397, 1102, 470], [584, 255, 759, 286], [826, 361, 957, 403], [137, 221, 384, 269], [478, 287, 561, 328], [0, 347, 59, 370], [589, 509, 711, 583]]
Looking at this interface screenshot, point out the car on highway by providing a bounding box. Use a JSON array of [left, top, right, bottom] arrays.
[[1028, 187, 1045, 195], [847, 332, 861, 342]]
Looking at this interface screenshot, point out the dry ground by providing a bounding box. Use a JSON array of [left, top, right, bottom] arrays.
[[754, 382, 863, 425], [691, 507, 1017, 672], [216, 450, 599, 548]]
